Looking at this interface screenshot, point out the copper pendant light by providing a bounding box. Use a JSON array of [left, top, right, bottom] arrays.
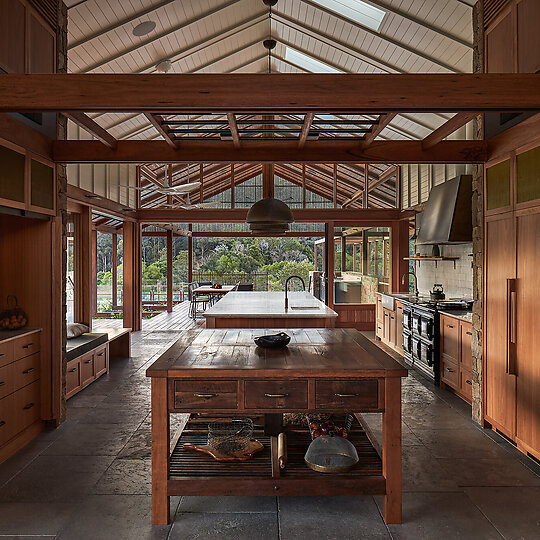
[[246, 197, 294, 235]]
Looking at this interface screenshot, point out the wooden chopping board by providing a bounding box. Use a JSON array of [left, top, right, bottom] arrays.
[[183, 439, 264, 461]]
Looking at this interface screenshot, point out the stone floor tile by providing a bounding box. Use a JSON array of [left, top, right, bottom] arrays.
[[0, 455, 114, 502], [92, 458, 152, 495], [0, 438, 52, 487], [42, 423, 139, 456], [56, 495, 173, 540], [177, 496, 277, 513], [413, 428, 512, 460], [464, 487, 540, 540], [440, 457, 540, 487], [0, 502, 77, 535], [279, 496, 390, 540], [402, 403, 475, 431], [116, 428, 152, 460], [376, 492, 504, 539], [360, 413, 424, 447], [169, 512, 279, 540]]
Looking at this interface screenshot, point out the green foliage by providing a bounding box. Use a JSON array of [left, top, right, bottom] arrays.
[[260, 260, 314, 291]]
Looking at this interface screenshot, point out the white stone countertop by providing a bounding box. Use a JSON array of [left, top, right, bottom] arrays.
[[203, 291, 338, 319]]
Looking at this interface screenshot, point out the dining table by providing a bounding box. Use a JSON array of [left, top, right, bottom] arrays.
[[192, 285, 235, 297]]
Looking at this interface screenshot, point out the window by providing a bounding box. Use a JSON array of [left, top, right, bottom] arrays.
[[284, 48, 341, 73], [310, 0, 386, 31]]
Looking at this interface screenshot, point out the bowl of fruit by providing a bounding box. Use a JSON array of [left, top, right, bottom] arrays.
[[308, 418, 348, 439], [0, 295, 28, 331]]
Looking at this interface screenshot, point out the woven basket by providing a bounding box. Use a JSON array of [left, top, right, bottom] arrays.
[[0, 295, 28, 330]]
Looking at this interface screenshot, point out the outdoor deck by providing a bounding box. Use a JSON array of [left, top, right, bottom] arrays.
[[92, 300, 202, 332]]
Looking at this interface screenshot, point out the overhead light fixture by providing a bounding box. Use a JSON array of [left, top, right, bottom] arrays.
[[155, 59, 172, 73], [246, 197, 294, 235], [132, 21, 156, 37], [262, 0, 278, 73]]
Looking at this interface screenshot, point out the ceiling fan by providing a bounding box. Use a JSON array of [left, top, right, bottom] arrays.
[[161, 193, 219, 210], [119, 181, 201, 195]]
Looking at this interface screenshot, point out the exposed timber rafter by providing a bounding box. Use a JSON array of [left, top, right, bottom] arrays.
[[362, 113, 397, 147], [65, 111, 117, 149], [298, 112, 314, 149], [226, 113, 241, 148], [52, 139, 488, 164], [4, 74, 537, 113], [421, 112, 478, 149], [143, 113, 179, 149]]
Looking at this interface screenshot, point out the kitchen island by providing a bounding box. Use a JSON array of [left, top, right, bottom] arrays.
[[203, 291, 338, 328], [146, 328, 408, 525]]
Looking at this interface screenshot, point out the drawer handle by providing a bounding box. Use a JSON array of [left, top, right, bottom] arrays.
[[23, 368, 35, 374], [0, 420, 5, 427], [466, 379, 472, 385], [446, 325, 454, 329], [0, 381, 5, 387], [193, 393, 217, 398], [0, 353, 4, 357], [446, 367, 455, 373], [98, 352, 104, 356], [70, 367, 78, 373], [84, 359, 92, 364], [466, 331, 472, 336], [22, 343, 34, 349], [264, 393, 289, 398], [23, 402, 35, 410], [335, 393, 360, 398]]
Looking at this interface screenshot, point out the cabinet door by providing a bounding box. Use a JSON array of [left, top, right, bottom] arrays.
[[517, 0, 540, 74], [389, 310, 396, 347], [0, 0, 25, 73], [376, 295, 383, 322], [485, 215, 516, 437], [440, 315, 459, 363], [66, 360, 81, 399], [516, 210, 540, 453], [486, 10, 514, 73], [460, 322, 473, 372], [80, 353, 94, 387], [395, 302, 404, 352], [94, 345, 108, 377]]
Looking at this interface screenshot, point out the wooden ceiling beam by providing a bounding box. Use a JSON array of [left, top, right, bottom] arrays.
[[298, 112, 314, 149], [422, 112, 478, 149], [53, 139, 488, 164], [65, 111, 117, 149], [2, 74, 538, 112], [143, 113, 179, 149], [226, 113, 241, 148], [136, 207, 414, 223], [362, 113, 397, 147]]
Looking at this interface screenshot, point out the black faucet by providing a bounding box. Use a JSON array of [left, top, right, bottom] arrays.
[[284, 275, 306, 310], [402, 270, 419, 296]]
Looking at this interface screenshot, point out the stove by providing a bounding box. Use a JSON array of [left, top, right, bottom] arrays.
[[401, 298, 472, 384]]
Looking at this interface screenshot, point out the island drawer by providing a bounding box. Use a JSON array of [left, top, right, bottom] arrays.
[[244, 380, 307, 409], [12, 352, 40, 392], [315, 380, 380, 410], [0, 341, 13, 369], [171, 380, 237, 410], [13, 332, 40, 360]]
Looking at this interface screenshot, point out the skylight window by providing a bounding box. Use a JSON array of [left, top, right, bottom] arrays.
[[284, 48, 341, 73], [311, 0, 386, 31]]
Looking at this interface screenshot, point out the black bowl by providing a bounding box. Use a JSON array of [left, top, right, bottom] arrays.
[[254, 332, 291, 349]]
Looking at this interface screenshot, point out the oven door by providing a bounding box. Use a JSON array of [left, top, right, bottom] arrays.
[[412, 313, 421, 335], [402, 331, 411, 354], [420, 317, 433, 340], [420, 341, 434, 367], [412, 336, 422, 361], [403, 309, 412, 330]]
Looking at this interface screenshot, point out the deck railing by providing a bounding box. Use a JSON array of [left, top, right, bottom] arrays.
[[193, 272, 269, 291]]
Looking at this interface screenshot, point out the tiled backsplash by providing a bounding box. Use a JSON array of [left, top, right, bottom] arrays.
[[414, 243, 473, 299]]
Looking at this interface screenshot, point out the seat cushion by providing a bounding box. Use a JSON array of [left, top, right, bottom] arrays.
[[66, 333, 108, 362]]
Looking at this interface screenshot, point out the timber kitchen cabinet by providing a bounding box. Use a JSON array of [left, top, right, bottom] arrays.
[[0, 329, 42, 459], [484, 145, 540, 460], [375, 294, 402, 354], [439, 314, 472, 404], [66, 343, 109, 399]]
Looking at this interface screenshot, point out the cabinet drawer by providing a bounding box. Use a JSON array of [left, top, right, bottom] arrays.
[[460, 323, 473, 371], [316, 380, 380, 410], [14, 380, 40, 432], [172, 380, 237, 410], [80, 352, 95, 386], [66, 359, 81, 399], [12, 353, 40, 392], [460, 368, 473, 402], [0, 393, 16, 446], [13, 332, 40, 360], [0, 341, 13, 368], [441, 358, 458, 388], [244, 380, 307, 410], [0, 363, 14, 399], [94, 345, 108, 377], [441, 316, 459, 362]]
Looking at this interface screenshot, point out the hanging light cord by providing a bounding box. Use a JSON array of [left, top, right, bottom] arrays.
[[268, 5, 272, 74]]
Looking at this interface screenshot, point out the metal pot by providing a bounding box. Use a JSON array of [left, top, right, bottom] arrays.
[[430, 284, 445, 301]]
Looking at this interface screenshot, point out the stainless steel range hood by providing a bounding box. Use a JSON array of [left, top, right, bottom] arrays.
[[416, 175, 472, 245]]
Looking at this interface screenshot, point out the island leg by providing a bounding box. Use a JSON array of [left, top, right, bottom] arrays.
[[152, 378, 170, 525], [382, 377, 402, 524]]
